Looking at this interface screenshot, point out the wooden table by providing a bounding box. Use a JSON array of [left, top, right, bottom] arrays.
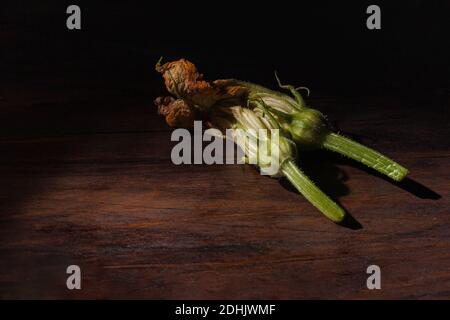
[[1, 1, 449, 299], [1, 78, 448, 299]]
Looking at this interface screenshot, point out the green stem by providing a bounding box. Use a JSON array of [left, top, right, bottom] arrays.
[[281, 160, 346, 223], [322, 132, 408, 182]]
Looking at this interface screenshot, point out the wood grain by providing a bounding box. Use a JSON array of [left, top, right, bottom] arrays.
[[0, 78, 448, 299]]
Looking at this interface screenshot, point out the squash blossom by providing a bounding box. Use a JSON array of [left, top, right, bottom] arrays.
[[154, 58, 410, 223]]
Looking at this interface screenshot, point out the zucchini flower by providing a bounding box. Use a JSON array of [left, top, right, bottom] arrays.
[[209, 105, 346, 222], [154, 96, 197, 128], [232, 75, 409, 181], [155, 58, 246, 110], [154, 58, 410, 223]]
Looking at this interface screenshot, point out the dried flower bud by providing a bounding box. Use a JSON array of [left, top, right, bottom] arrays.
[[156, 59, 248, 110], [155, 58, 220, 109], [154, 96, 196, 128], [212, 79, 248, 99]]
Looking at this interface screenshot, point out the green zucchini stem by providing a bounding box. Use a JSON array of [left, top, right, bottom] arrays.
[[281, 160, 346, 223], [322, 132, 409, 182]]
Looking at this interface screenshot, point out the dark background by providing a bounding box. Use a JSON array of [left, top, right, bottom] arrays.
[[0, 1, 449, 299], [2, 1, 450, 94]]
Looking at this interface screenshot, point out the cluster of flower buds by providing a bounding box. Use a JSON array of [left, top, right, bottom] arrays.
[[154, 58, 409, 223]]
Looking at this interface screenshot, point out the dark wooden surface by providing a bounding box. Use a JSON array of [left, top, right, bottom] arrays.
[[0, 78, 448, 299], [1, 1, 449, 299]]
